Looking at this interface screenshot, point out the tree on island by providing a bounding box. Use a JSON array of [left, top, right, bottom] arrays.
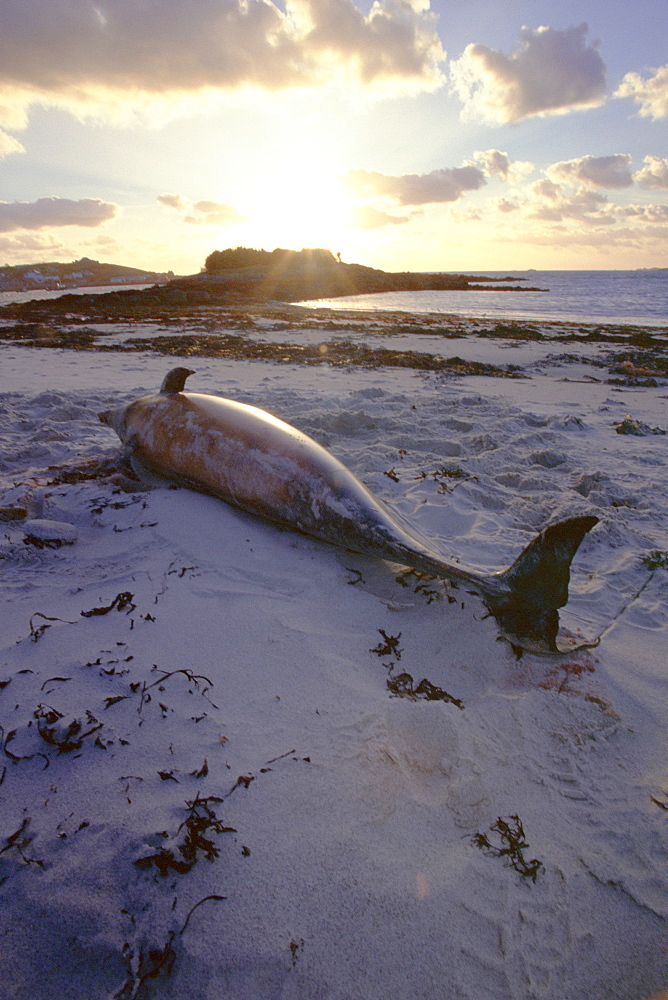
[[203, 246, 337, 274]]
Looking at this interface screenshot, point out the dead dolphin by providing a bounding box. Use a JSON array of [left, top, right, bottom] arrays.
[[100, 367, 598, 652]]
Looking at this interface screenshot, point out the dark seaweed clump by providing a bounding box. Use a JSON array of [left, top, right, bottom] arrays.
[[473, 815, 544, 882]]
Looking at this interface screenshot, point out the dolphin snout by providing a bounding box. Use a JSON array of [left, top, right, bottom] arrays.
[[98, 405, 126, 438]]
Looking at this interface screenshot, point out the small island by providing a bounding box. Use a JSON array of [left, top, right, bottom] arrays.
[[0, 257, 174, 293], [186, 246, 540, 302], [0, 247, 543, 321]]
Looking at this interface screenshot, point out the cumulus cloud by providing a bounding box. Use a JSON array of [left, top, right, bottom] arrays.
[[622, 203, 668, 224], [525, 179, 615, 225], [0, 197, 118, 233], [547, 154, 633, 189], [634, 155, 668, 189], [450, 23, 607, 124], [346, 164, 485, 205], [473, 148, 533, 182], [490, 164, 668, 242], [0, 0, 445, 130], [615, 65, 668, 120]]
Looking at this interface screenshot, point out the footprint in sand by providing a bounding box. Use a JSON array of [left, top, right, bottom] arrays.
[[357, 700, 489, 827]]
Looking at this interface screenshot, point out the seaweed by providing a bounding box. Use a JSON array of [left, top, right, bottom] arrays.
[[478, 322, 543, 341], [422, 465, 477, 494], [35, 704, 103, 753], [394, 567, 441, 604], [180, 894, 227, 935], [370, 629, 463, 707], [136, 667, 216, 716], [641, 550, 668, 571], [615, 415, 665, 436], [2, 725, 49, 767], [81, 591, 136, 617], [386, 670, 464, 710], [0, 817, 44, 871], [371, 629, 403, 659], [290, 938, 305, 967], [115, 935, 177, 1000], [115, 896, 226, 1000], [22, 533, 66, 550], [190, 759, 209, 778], [29, 612, 75, 641], [473, 815, 544, 882], [104, 695, 129, 709], [134, 794, 236, 877]]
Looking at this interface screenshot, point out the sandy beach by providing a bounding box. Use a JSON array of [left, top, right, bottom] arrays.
[[0, 305, 666, 1000]]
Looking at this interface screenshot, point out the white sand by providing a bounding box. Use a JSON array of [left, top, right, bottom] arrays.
[[0, 317, 666, 1000]]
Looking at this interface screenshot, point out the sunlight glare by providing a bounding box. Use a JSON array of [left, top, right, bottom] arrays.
[[240, 150, 353, 253]]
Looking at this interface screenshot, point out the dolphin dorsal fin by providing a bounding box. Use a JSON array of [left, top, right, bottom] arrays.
[[160, 367, 196, 393]]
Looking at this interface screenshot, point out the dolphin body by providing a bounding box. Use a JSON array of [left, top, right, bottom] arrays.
[[100, 368, 598, 653]]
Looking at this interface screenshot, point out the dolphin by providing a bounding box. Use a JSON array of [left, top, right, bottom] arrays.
[[100, 367, 598, 653]]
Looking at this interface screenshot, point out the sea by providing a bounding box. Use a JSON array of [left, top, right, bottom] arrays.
[[0, 284, 154, 308], [0, 272, 666, 328], [302, 270, 668, 328]]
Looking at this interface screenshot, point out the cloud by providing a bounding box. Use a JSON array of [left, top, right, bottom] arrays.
[[547, 154, 634, 189], [486, 164, 668, 245], [0, 197, 118, 233], [184, 200, 247, 225], [473, 149, 533, 182], [634, 155, 668, 190], [295, 0, 444, 88], [622, 203, 668, 224], [525, 180, 615, 225], [615, 65, 668, 120], [350, 204, 411, 228], [158, 194, 245, 225], [493, 197, 520, 213], [0, 130, 25, 159], [346, 164, 485, 205], [0, 233, 65, 256], [0, 0, 445, 130], [518, 223, 668, 251], [450, 23, 607, 124], [157, 193, 187, 211]]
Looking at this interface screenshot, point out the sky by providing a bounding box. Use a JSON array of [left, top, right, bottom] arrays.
[[0, 0, 667, 275]]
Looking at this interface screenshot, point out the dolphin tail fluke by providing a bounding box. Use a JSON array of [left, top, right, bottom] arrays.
[[487, 515, 599, 652]]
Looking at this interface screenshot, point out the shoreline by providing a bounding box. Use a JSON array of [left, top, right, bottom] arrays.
[[0, 303, 666, 381], [0, 302, 667, 1000]]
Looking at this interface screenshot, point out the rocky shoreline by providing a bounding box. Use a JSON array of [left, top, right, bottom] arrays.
[[0, 254, 543, 321]]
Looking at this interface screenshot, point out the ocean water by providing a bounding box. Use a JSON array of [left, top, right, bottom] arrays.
[[302, 270, 668, 328], [0, 283, 154, 307], [1, 272, 666, 328]]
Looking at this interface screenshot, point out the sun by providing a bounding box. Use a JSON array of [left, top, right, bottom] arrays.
[[238, 147, 355, 253]]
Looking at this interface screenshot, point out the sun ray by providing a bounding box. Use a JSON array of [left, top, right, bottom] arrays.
[[237, 145, 354, 252]]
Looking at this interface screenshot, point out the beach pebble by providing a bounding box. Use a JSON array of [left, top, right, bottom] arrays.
[[22, 518, 78, 547]]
